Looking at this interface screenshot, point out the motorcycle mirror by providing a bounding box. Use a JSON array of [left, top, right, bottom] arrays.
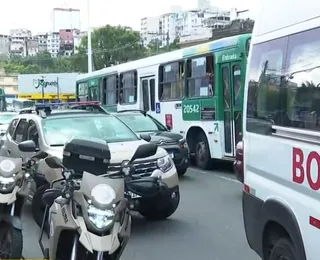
[[129, 143, 158, 163], [44, 156, 64, 169], [32, 151, 48, 160], [18, 140, 37, 152], [42, 188, 62, 207]]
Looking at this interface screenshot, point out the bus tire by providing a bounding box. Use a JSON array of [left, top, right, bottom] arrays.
[[269, 238, 297, 260], [195, 132, 211, 170]]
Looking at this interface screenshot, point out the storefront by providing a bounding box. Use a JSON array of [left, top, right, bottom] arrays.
[[18, 73, 79, 101]]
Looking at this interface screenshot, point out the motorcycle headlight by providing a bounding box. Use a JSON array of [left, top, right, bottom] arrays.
[[0, 159, 16, 191], [87, 205, 115, 229], [88, 184, 116, 229], [91, 184, 116, 206], [157, 155, 173, 173], [0, 159, 15, 173]]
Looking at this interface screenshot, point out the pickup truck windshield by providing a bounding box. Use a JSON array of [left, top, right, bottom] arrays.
[[42, 115, 139, 146]]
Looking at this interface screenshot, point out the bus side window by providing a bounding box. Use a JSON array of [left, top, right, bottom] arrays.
[[150, 79, 155, 111], [186, 55, 214, 98], [77, 82, 88, 101], [100, 78, 106, 105], [106, 75, 117, 105], [233, 65, 241, 107], [158, 61, 184, 101], [119, 71, 137, 104]]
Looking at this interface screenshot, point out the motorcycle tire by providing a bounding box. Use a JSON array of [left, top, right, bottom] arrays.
[[32, 184, 50, 234], [0, 222, 23, 259]]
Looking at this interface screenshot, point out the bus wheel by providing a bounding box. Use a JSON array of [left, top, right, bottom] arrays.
[[269, 238, 297, 260], [195, 132, 211, 170]]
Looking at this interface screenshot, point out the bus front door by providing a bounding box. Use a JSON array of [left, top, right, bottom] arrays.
[[140, 76, 156, 112], [221, 62, 242, 157]]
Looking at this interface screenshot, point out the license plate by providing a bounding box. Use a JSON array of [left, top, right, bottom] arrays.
[[169, 153, 174, 158], [126, 191, 141, 199]]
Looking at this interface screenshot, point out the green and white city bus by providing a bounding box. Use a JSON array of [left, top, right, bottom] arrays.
[[76, 33, 251, 169]]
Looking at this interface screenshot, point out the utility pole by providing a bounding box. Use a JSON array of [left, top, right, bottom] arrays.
[[87, 0, 92, 73], [56, 77, 60, 102], [39, 76, 45, 103], [166, 31, 169, 50]]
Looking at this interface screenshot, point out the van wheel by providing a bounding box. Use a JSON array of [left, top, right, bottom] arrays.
[[195, 132, 211, 170], [32, 184, 50, 234], [269, 238, 297, 260]]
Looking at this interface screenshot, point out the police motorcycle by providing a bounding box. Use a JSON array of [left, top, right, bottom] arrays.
[[0, 141, 47, 259], [38, 137, 164, 260]]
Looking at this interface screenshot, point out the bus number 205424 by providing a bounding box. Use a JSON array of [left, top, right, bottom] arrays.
[[183, 104, 200, 114]]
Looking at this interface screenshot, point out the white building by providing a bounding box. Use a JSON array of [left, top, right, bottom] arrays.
[[52, 8, 80, 32], [47, 32, 60, 58], [26, 39, 39, 56], [9, 29, 32, 56], [0, 35, 10, 56], [73, 30, 87, 53], [36, 33, 48, 52], [159, 13, 177, 48], [140, 16, 160, 47]]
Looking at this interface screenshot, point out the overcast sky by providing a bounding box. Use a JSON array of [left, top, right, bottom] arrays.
[[0, 0, 259, 34]]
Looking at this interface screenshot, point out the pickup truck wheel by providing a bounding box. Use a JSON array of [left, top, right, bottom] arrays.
[[177, 168, 187, 176], [32, 184, 50, 234], [269, 238, 297, 260], [139, 191, 180, 220]]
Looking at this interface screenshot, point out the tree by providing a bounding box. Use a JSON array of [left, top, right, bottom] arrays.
[[145, 38, 180, 56], [78, 25, 146, 70]]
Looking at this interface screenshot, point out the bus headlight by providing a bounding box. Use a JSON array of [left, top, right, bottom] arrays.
[[87, 205, 115, 229], [157, 155, 173, 173]]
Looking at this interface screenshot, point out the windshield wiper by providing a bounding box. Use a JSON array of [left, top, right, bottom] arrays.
[[50, 144, 64, 147]]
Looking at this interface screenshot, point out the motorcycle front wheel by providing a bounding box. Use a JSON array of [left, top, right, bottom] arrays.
[[0, 221, 23, 259]]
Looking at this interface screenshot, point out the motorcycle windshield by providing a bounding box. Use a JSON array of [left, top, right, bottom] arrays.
[[0, 156, 22, 178], [80, 171, 124, 205]]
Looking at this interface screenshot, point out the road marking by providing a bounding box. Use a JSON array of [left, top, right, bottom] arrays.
[[189, 167, 241, 184]]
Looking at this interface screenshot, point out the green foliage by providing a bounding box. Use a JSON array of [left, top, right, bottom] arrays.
[[0, 25, 180, 74]]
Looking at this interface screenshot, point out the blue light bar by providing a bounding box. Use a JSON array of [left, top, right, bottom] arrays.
[[35, 101, 101, 108]]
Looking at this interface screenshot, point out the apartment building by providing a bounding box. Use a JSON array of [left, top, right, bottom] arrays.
[[73, 30, 87, 53], [47, 32, 60, 58], [0, 35, 10, 56], [26, 39, 39, 56], [37, 33, 48, 52], [140, 16, 160, 47], [52, 8, 80, 32], [9, 28, 31, 56], [59, 29, 74, 56]]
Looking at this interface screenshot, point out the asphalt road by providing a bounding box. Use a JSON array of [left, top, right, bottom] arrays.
[[22, 163, 260, 260]]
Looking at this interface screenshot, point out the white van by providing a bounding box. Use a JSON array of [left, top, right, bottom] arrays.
[[242, 1, 320, 260]]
